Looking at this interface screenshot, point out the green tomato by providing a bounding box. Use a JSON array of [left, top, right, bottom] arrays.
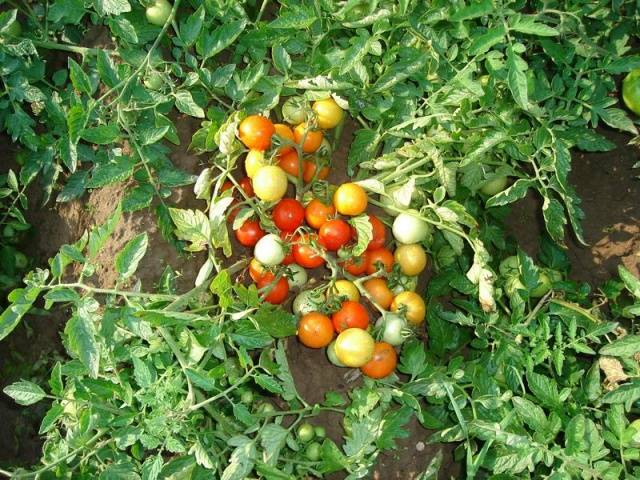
[[292, 289, 325, 316], [480, 176, 508, 196], [546, 269, 562, 283], [239, 390, 254, 405], [14, 252, 28, 269], [256, 402, 275, 414], [297, 422, 315, 443], [143, 72, 163, 90], [304, 442, 322, 461], [392, 211, 430, 244], [326, 340, 346, 367], [282, 96, 308, 125], [314, 426, 326, 439], [146, 0, 172, 26], [505, 275, 525, 296], [622, 69, 640, 116], [499, 256, 519, 276], [530, 272, 552, 298]]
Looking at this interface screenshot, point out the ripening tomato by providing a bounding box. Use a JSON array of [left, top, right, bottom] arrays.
[[394, 244, 427, 276], [352, 215, 385, 251], [294, 123, 323, 153], [331, 280, 360, 302], [392, 211, 430, 245], [341, 255, 367, 276], [249, 258, 268, 283], [333, 328, 375, 367], [293, 234, 325, 268], [258, 276, 289, 304], [319, 219, 352, 251], [360, 342, 397, 379], [238, 115, 275, 151], [274, 123, 295, 155], [332, 301, 369, 332], [238, 177, 254, 197], [363, 278, 394, 309], [273, 198, 305, 233], [146, 0, 172, 26], [245, 150, 266, 178], [303, 162, 330, 183], [252, 166, 288, 202], [312, 98, 344, 129], [305, 199, 335, 229], [365, 248, 394, 275], [278, 150, 303, 179], [280, 233, 296, 265], [333, 183, 368, 216], [298, 312, 334, 348], [235, 219, 265, 247], [391, 291, 426, 326]]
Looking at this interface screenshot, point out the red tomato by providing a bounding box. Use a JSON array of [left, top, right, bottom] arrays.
[[274, 123, 295, 155], [365, 248, 394, 275], [273, 198, 305, 233], [238, 115, 275, 151], [360, 342, 397, 379], [238, 177, 254, 197], [305, 199, 335, 229], [221, 181, 233, 192], [280, 233, 296, 265], [278, 151, 303, 177], [331, 301, 369, 332], [319, 219, 352, 251], [257, 276, 289, 304], [249, 258, 269, 283], [363, 215, 386, 250], [293, 234, 325, 268], [227, 202, 241, 223], [341, 255, 367, 276], [235, 219, 265, 247]]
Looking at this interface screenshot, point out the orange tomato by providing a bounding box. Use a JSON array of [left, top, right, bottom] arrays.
[[249, 258, 269, 283], [364, 248, 394, 275], [363, 278, 393, 309], [331, 301, 369, 332], [305, 199, 335, 229], [298, 312, 334, 348], [303, 161, 330, 183], [293, 234, 325, 268], [294, 123, 323, 153], [333, 183, 368, 216], [341, 255, 367, 276], [274, 123, 295, 155], [360, 342, 397, 379], [391, 291, 426, 326], [278, 150, 303, 177], [238, 115, 275, 151]]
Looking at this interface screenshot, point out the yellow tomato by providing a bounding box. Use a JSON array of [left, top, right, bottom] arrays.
[[252, 166, 288, 202], [334, 328, 375, 367], [312, 98, 344, 129], [391, 291, 426, 326], [331, 280, 360, 302], [394, 244, 428, 276], [245, 150, 266, 178], [333, 183, 368, 216]]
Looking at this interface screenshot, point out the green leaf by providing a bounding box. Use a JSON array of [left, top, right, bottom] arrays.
[[512, 396, 547, 431], [605, 55, 640, 74], [88, 156, 136, 188], [319, 440, 348, 473], [230, 321, 273, 349], [542, 196, 567, 244], [94, 0, 131, 15], [0, 286, 42, 341], [57, 170, 88, 203], [618, 265, 640, 298], [526, 371, 561, 409], [88, 206, 122, 258], [97, 50, 120, 88], [373, 49, 426, 93], [67, 105, 88, 143], [122, 184, 154, 212], [198, 19, 247, 60], [132, 357, 154, 388], [108, 16, 137, 43], [600, 335, 640, 357], [562, 127, 615, 152], [348, 129, 378, 175], [486, 179, 534, 207], [449, 0, 493, 21], [39, 403, 64, 434], [506, 46, 529, 110], [169, 208, 210, 252], [510, 15, 559, 36], [115, 233, 148, 280], [350, 214, 374, 256], [222, 436, 256, 480], [376, 406, 413, 449], [269, 6, 316, 29], [180, 5, 205, 47], [65, 313, 99, 378], [3, 380, 47, 406], [272, 45, 291, 74], [260, 423, 288, 466], [68, 59, 92, 95], [174, 90, 205, 118], [81, 124, 120, 144], [468, 25, 507, 55], [185, 369, 218, 392], [252, 305, 296, 338], [600, 108, 638, 135], [141, 455, 163, 480]]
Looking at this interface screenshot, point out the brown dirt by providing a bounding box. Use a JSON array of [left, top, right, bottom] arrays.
[[506, 128, 640, 285]]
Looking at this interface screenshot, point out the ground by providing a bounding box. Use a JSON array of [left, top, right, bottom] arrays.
[[0, 120, 638, 477]]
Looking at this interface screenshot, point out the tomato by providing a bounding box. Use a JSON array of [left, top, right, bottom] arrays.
[[240, 390, 254, 404], [363, 278, 394, 309], [379, 314, 408, 346], [256, 402, 275, 414], [273, 198, 305, 233], [282, 97, 308, 125], [286, 264, 307, 289], [530, 271, 552, 298], [280, 233, 296, 265], [293, 289, 326, 316], [238, 177, 254, 197], [314, 426, 326, 438], [394, 244, 427, 276], [258, 276, 289, 304], [298, 312, 334, 348], [143, 72, 163, 90], [360, 342, 397, 379], [297, 423, 315, 443], [252, 166, 288, 202], [364, 248, 394, 275], [221, 180, 233, 193], [278, 150, 303, 178], [302, 160, 330, 183], [392, 211, 430, 245], [254, 234, 285, 266], [249, 258, 269, 283], [238, 115, 275, 151], [333, 328, 375, 367], [146, 0, 172, 26], [273, 123, 295, 155], [341, 255, 367, 276], [367, 215, 386, 250], [319, 219, 352, 251], [391, 291, 426, 326], [305, 442, 322, 461], [332, 301, 369, 332], [293, 234, 325, 268], [312, 98, 344, 129], [326, 340, 346, 367], [245, 150, 266, 178], [333, 183, 368, 216], [305, 199, 335, 229], [235, 219, 265, 247], [331, 280, 360, 302], [623, 69, 640, 115], [294, 123, 323, 153], [480, 176, 508, 195], [499, 256, 519, 276]]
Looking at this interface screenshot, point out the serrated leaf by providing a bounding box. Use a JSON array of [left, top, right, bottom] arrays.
[[469, 25, 507, 55], [602, 381, 640, 404], [68, 59, 92, 94], [272, 45, 291, 74], [600, 108, 638, 135], [174, 90, 205, 118], [542, 196, 567, 244], [94, 0, 131, 15], [269, 6, 316, 29], [348, 129, 378, 175], [449, 0, 492, 21], [39, 402, 64, 434], [180, 5, 204, 47], [3, 380, 47, 406], [198, 19, 247, 60], [65, 313, 99, 378], [260, 423, 288, 466], [0, 286, 42, 341], [506, 46, 529, 110], [599, 335, 640, 357], [511, 15, 559, 36], [88, 206, 122, 258], [81, 124, 120, 145], [115, 233, 148, 280]]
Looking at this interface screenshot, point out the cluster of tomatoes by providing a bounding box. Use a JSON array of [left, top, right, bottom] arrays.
[[228, 98, 431, 380]]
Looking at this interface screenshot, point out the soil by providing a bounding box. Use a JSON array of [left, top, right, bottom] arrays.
[[1, 114, 638, 478]]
